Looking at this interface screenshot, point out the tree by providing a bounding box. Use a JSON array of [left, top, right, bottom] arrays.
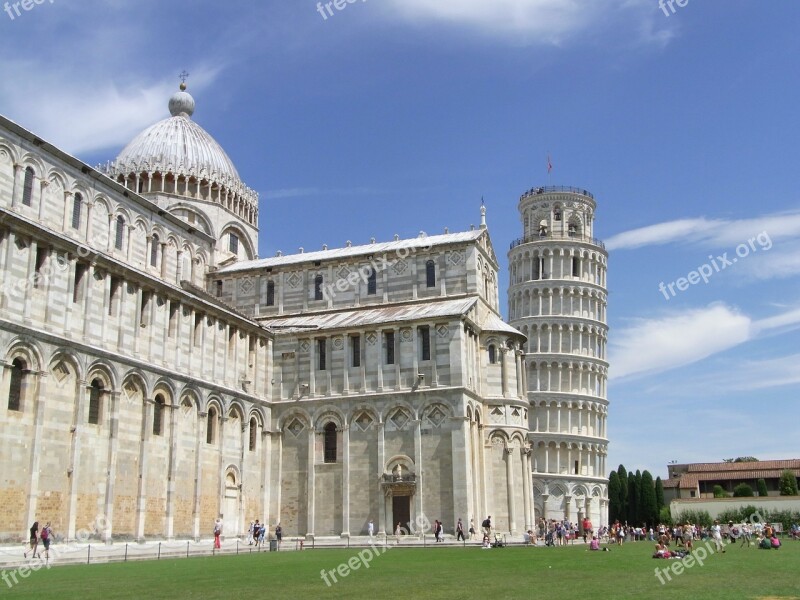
[[779, 470, 799, 496], [608, 471, 621, 524], [713, 485, 728, 498], [733, 483, 754, 497], [617, 466, 629, 523], [655, 476, 665, 514], [628, 470, 641, 524], [640, 470, 658, 528], [757, 478, 769, 497], [723, 456, 759, 463]]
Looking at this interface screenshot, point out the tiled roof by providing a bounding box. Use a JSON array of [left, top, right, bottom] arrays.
[[218, 230, 486, 273], [682, 460, 800, 473], [260, 297, 478, 333]]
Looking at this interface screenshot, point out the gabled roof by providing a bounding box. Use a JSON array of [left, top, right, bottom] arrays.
[[217, 230, 488, 273]]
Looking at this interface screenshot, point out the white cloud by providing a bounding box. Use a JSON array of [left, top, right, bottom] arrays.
[[379, 0, 672, 45], [0, 63, 222, 156], [607, 210, 800, 251], [610, 304, 752, 380], [605, 218, 723, 250]]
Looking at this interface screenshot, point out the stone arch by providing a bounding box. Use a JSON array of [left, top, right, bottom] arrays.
[[85, 359, 117, 391], [312, 405, 346, 430], [4, 337, 44, 372], [0, 141, 19, 165]]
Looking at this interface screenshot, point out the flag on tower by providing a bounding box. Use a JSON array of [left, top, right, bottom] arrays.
[[547, 154, 553, 174]]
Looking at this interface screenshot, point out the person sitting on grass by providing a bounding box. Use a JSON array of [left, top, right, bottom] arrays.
[[758, 535, 771, 550], [589, 535, 600, 551], [653, 540, 671, 559], [770, 534, 781, 549], [482, 535, 491, 549]]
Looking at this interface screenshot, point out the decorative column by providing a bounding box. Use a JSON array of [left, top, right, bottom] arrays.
[[306, 427, 315, 538], [377, 421, 386, 535], [66, 380, 88, 540], [505, 446, 517, 534], [24, 371, 47, 536], [341, 424, 350, 537], [192, 411, 207, 540], [521, 446, 532, 532], [165, 400, 179, 540], [103, 390, 121, 543], [413, 419, 423, 537]]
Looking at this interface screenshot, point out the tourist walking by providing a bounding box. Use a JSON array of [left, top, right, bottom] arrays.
[[368, 519, 374, 538], [23, 521, 39, 559], [275, 523, 283, 548], [711, 520, 726, 553], [456, 518, 465, 542], [482, 515, 492, 537], [469, 518, 475, 540], [213, 518, 222, 550], [40, 522, 52, 560]]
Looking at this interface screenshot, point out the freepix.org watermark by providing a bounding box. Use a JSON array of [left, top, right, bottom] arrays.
[[658, 0, 689, 18], [658, 231, 772, 301], [3, 0, 55, 21], [316, 0, 368, 21], [320, 515, 431, 587], [2, 514, 110, 590]]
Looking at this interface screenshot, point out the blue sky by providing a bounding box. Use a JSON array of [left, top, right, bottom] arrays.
[[2, 0, 799, 478]]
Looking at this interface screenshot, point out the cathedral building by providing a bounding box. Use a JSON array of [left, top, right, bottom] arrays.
[[0, 84, 561, 542]]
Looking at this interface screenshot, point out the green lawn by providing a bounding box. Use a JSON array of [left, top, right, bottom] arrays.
[[2, 540, 799, 599]]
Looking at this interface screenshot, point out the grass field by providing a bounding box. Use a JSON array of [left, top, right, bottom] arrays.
[[2, 540, 799, 599]]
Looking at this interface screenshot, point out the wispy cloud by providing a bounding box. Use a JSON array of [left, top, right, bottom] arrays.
[[607, 209, 800, 251], [610, 302, 800, 381], [610, 304, 751, 380], [379, 0, 673, 46], [0, 62, 223, 156]]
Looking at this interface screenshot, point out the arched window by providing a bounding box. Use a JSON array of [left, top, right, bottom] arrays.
[[314, 274, 323, 300], [568, 221, 580, 238], [153, 394, 165, 436], [266, 280, 275, 306], [367, 268, 377, 295], [115, 216, 125, 250], [249, 417, 258, 452], [88, 378, 103, 425], [554, 207, 562, 222], [426, 260, 436, 288], [323, 422, 337, 463], [488, 344, 497, 364], [7, 358, 26, 411], [207, 406, 218, 444], [21, 167, 34, 206], [150, 234, 159, 267], [71, 193, 82, 230]]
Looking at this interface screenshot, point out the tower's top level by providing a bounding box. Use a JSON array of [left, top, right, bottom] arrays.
[[511, 185, 604, 251], [519, 185, 594, 201]]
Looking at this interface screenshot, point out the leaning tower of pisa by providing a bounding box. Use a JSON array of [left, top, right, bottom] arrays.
[[507, 186, 609, 528]]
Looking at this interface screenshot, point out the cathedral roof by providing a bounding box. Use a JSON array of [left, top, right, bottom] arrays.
[[104, 84, 258, 206], [218, 230, 487, 273], [259, 297, 479, 333]]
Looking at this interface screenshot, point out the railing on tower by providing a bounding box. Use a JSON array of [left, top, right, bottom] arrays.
[[510, 232, 606, 250], [520, 186, 595, 200]]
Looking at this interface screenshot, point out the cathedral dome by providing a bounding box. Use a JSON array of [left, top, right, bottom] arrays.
[[103, 84, 258, 226]]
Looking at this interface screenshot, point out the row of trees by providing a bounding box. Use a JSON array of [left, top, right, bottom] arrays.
[[608, 465, 665, 527], [609, 464, 799, 528]]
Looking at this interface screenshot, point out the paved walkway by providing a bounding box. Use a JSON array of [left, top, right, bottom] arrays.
[[0, 533, 551, 570]]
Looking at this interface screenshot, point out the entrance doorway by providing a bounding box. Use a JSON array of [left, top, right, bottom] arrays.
[[392, 496, 411, 533]]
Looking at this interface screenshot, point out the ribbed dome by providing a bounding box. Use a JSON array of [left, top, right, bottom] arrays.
[[114, 113, 241, 184], [103, 85, 259, 217]]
